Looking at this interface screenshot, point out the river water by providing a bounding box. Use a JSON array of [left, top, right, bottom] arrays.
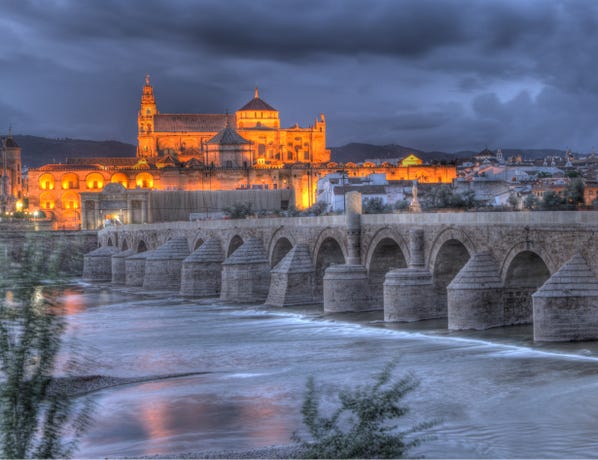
[[61, 284, 598, 458]]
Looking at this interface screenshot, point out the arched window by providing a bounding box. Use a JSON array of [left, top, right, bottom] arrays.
[[135, 172, 154, 188], [61, 191, 79, 209], [39, 173, 55, 191], [85, 173, 104, 190], [111, 173, 128, 188], [61, 173, 79, 189]]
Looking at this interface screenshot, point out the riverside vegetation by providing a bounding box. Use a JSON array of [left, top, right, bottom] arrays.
[[293, 360, 438, 459], [0, 239, 93, 459]]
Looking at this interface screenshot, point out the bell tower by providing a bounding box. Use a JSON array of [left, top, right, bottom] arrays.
[[138, 74, 158, 158]]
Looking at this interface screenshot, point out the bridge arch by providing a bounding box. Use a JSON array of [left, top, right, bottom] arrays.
[[193, 236, 205, 251], [121, 239, 129, 251], [313, 229, 347, 303], [429, 228, 476, 313], [137, 240, 148, 253], [107, 236, 114, 247], [268, 227, 297, 268], [226, 235, 244, 257], [501, 243, 553, 325], [365, 228, 409, 309]]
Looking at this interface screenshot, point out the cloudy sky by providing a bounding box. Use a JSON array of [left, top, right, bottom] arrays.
[[1, 0, 597, 152]]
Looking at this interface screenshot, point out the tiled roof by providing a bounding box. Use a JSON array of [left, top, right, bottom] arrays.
[[154, 114, 235, 132], [207, 126, 251, 145], [238, 97, 277, 112]]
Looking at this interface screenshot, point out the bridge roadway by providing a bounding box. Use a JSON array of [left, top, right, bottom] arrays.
[[89, 208, 598, 341]]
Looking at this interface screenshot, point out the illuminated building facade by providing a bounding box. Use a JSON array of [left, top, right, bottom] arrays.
[[26, 76, 457, 229]]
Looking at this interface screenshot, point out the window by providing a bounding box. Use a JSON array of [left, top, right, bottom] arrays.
[[287, 151, 293, 161], [303, 151, 309, 161]]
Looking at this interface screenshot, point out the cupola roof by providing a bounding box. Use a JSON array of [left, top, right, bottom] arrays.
[[238, 87, 277, 112]]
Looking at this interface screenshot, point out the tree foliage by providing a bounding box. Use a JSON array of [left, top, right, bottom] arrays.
[[363, 197, 392, 214], [0, 239, 93, 458], [293, 361, 437, 459], [223, 202, 253, 219]]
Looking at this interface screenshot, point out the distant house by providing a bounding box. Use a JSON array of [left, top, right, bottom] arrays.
[[316, 173, 407, 212]]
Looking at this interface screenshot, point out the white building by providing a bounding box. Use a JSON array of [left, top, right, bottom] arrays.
[[316, 173, 408, 212]]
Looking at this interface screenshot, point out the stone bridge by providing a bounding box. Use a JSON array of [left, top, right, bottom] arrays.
[[85, 197, 598, 342]]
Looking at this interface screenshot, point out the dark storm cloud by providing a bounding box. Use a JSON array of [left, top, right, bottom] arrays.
[[2, 0, 598, 151]]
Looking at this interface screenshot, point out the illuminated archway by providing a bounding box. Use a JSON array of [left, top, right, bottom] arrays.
[[39, 191, 55, 210], [61, 191, 79, 210], [111, 172, 129, 188], [39, 173, 55, 191], [135, 172, 154, 188], [61, 172, 79, 190], [85, 173, 104, 190]]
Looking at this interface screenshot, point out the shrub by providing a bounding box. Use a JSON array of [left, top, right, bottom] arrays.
[[0, 239, 93, 458], [222, 202, 253, 219], [293, 360, 437, 459]]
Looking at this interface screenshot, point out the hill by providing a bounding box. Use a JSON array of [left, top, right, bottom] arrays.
[[12, 135, 136, 168]]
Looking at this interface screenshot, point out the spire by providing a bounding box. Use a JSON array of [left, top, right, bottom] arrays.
[[145, 74, 151, 86], [7, 125, 12, 138], [254, 86, 259, 99]]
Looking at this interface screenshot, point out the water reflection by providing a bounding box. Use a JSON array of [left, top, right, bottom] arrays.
[[68, 285, 598, 458]]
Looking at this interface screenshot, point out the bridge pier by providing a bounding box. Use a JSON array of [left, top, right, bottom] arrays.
[[143, 237, 190, 291], [221, 237, 271, 303], [384, 228, 438, 322], [111, 249, 135, 284], [324, 192, 371, 312], [533, 254, 598, 341], [180, 238, 225, 297], [83, 246, 120, 282], [266, 243, 315, 307], [447, 251, 504, 330], [125, 250, 152, 286]]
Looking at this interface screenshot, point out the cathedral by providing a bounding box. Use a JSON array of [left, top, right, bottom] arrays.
[[138, 75, 329, 165], [26, 76, 456, 229]]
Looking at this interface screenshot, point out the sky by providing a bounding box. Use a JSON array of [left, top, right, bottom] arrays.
[[1, 0, 598, 152]]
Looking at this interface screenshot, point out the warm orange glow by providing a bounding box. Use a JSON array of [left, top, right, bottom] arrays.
[[39, 173, 55, 190], [135, 172, 154, 188], [111, 173, 129, 188], [15, 200, 23, 211], [61, 173, 79, 189], [61, 191, 79, 209], [85, 173, 104, 190]]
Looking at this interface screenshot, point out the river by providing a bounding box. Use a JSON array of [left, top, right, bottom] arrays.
[[61, 283, 598, 458]]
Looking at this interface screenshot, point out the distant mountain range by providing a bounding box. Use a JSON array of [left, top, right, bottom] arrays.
[[12, 135, 136, 168], [6, 135, 573, 168]]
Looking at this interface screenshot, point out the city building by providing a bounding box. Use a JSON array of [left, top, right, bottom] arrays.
[[26, 77, 457, 229], [0, 129, 23, 214]]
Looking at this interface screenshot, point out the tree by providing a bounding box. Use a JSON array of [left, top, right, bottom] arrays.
[[541, 190, 564, 210], [0, 239, 93, 458], [507, 193, 519, 210], [223, 202, 253, 219], [565, 178, 585, 208], [524, 194, 538, 210], [363, 197, 392, 214], [293, 361, 437, 459]]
